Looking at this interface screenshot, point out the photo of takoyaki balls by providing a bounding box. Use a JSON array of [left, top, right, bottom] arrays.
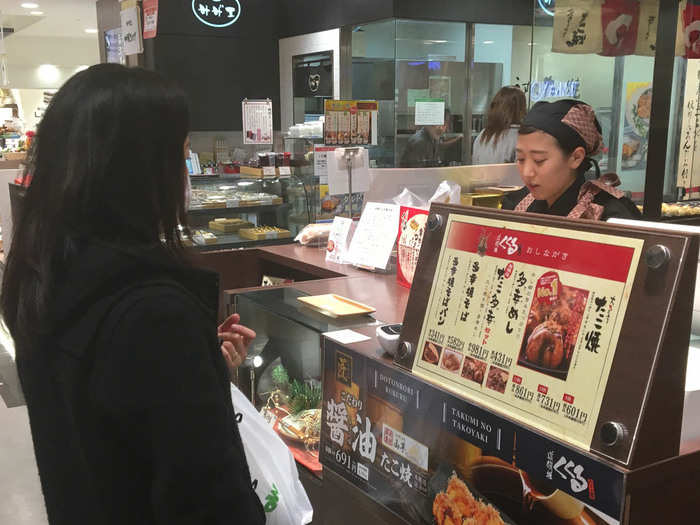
[[485, 366, 509, 394], [461, 357, 487, 385], [422, 341, 442, 365], [440, 349, 463, 374], [518, 283, 589, 380]]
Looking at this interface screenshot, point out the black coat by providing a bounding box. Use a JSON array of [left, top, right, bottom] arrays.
[[16, 239, 265, 525]]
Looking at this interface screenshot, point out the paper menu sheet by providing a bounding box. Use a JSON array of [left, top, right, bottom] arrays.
[[412, 214, 643, 449], [346, 202, 400, 270]]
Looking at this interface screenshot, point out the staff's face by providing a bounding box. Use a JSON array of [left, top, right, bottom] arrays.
[[515, 131, 584, 206]]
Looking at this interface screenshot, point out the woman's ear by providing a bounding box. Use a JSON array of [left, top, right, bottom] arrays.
[[568, 146, 587, 170]]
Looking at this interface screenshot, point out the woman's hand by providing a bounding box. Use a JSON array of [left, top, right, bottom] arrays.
[[218, 313, 256, 381]]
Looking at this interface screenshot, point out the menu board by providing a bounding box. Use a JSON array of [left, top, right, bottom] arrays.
[[412, 214, 643, 449]]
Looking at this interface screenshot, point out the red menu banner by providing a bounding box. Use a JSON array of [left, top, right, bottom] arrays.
[[413, 214, 643, 450]]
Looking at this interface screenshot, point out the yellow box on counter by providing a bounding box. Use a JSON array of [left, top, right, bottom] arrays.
[[460, 193, 503, 208], [239, 226, 292, 241], [208, 218, 253, 233]]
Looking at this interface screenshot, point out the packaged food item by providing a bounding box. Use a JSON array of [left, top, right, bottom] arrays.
[[208, 218, 253, 233], [294, 223, 332, 246], [192, 230, 218, 245], [239, 226, 292, 241]]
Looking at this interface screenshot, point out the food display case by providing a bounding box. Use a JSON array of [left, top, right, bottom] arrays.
[[187, 175, 302, 250], [231, 285, 385, 479], [316, 204, 700, 524]]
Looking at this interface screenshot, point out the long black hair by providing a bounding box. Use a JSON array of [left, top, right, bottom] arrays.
[[1, 64, 190, 351]]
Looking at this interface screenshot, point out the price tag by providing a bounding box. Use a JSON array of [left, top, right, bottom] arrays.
[[226, 199, 240, 209], [262, 166, 276, 177], [265, 231, 277, 240], [262, 198, 273, 205], [278, 166, 291, 177]]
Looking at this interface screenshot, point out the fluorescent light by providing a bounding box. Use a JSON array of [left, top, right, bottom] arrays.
[[483, 40, 495, 44], [84, 28, 98, 34], [425, 39, 448, 44], [21, 3, 39, 8], [30, 11, 43, 15]]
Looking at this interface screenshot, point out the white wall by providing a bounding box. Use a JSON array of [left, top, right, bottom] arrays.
[[279, 29, 341, 133], [2, 35, 99, 89]]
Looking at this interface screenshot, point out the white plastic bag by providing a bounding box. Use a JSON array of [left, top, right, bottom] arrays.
[[428, 180, 461, 205], [231, 385, 314, 525]]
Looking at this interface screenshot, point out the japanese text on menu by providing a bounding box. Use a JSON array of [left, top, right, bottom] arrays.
[[413, 214, 642, 449]]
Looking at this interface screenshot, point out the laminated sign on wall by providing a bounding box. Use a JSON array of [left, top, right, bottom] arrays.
[[677, 59, 700, 197], [120, 6, 143, 55]]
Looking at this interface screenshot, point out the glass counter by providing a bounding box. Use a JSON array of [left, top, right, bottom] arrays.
[[233, 286, 382, 477]]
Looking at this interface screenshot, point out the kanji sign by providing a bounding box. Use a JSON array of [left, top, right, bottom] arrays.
[[192, 0, 241, 28]]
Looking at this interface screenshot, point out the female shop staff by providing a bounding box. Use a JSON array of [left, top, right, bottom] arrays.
[[1, 64, 265, 524], [502, 99, 641, 220]]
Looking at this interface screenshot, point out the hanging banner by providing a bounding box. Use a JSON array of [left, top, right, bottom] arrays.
[[242, 99, 273, 145], [634, 0, 659, 56], [143, 0, 159, 39], [677, 60, 700, 196], [411, 214, 643, 451], [683, 0, 700, 59], [551, 0, 603, 54], [600, 0, 640, 56]]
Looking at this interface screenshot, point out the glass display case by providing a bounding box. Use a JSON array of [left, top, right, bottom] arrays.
[[233, 287, 381, 478]]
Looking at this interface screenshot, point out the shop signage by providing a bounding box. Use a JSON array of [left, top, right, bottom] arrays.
[[538, 0, 554, 17], [530, 76, 581, 102], [412, 214, 643, 451], [192, 0, 241, 28], [321, 340, 625, 524]]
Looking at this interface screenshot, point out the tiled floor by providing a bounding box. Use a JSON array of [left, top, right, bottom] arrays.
[[0, 318, 48, 525], [0, 401, 48, 525]]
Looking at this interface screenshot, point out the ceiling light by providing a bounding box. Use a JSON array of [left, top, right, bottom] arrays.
[[483, 40, 495, 44], [76, 65, 89, 72], [37, 64, 59, 84], [21, 3, 40, 8], [30, 11, 43, 15], [84, 28, 98, 34]]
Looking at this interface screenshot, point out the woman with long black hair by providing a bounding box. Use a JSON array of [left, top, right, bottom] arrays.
[[1, 64, 265, 524]]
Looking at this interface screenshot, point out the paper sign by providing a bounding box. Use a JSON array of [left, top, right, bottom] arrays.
[[324, 329, 371, 345], [314, 145, 335, 184], [278, 166, 291, 177], [120, 6, 143, 55], [412, 214, 643, 450], [415, 99, 445, 126], [326, 216, 354, 264], [142, 0, 158, 39], [242, 99, 273, 145], [346, 202, 400, 270], [262, 166, 276, 177], [328, 147, 370, 196]]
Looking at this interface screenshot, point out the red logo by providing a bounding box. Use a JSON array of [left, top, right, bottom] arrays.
[[563, 394, 575, 404], [588, 478, 596, 500], [513, 375, 522, 385], [538, 385, 549, 395], [504, 262, 514, 279], [535, 271, 560, 305], [383, 427, 393, 445]]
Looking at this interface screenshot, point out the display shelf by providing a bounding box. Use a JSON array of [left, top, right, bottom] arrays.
[[193, 230, 295, 251], [188, 203, 284, 216]]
